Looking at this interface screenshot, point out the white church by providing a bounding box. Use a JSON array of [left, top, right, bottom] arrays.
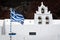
[[0, 2, 60, 40]]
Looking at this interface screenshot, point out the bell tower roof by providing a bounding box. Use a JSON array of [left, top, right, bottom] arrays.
[[41, 2, 44, 6], [36, 2, 50, 14]]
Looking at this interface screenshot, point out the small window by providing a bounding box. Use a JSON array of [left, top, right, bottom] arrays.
[[46, 22, 49, 24], [38, 17, 41, 20], [46, 17, 49, 20], [29, 32, 36, 35], [41, 8, 44, 13], [38, 22, 42, 24]]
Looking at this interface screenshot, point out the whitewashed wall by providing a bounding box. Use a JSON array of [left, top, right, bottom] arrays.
[[0, 19, 60, 40]]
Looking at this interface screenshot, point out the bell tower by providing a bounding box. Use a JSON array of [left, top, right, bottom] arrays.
[[34, 2, 53, 25]]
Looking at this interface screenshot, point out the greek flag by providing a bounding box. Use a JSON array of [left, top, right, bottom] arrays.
[[10, 8, 24, 24]]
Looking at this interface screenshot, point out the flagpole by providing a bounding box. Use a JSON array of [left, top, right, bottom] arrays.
[[10, 11, 12, 40], [9, 8, 12, 33]]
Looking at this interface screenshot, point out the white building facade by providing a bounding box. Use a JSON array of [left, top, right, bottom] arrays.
[[0, 2, 60, 40]]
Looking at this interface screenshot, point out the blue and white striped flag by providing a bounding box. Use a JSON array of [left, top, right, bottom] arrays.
[[10, 8, 24, 24]]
